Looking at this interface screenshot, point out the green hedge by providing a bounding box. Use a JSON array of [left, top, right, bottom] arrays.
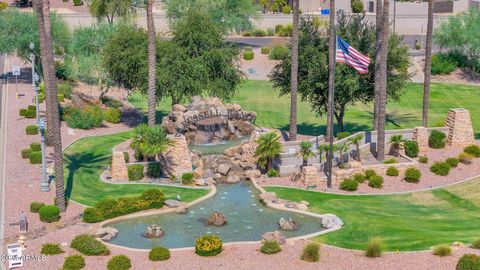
[[149, 246, 170, 261], [353, 173, 366, 183], [30, 142, 41, 151], [24, 109, 36, 118], [282, 5, 291, 14], [64, 105, 104, 129], [260, 240, 281, 254], [39, 205, 60, 223], [243, 51, 254, 60], [29, 151, 42, 164], [41, 243, 64, 255], [368, 175, 383, 188], [446, 157, 459, 167], [21, 148, 31, 159], [26, 125, 38, 135], [107, 255, 131, 270], [252, 29, 266, 37], [269, 45, 288, 60], [261, 47, 270, 54], [456, 254, 480, 270], [336, 131, 351, 140], [147, 163, 161, 178], [58, 94, 65, 102], [57, 82, 72, 98], [464, 145, 480, 157], [428, 130, 446, 149], [62, 255, 85, 270], [301, 243, 320, 262], [431, 53, 457, 75], [19, 108, 27, 117], [128, 164, 144, 181], [340, 178, 358, 191], [430, 162, 451, 176], [386, 166, 399, 177], [104, 108, 121, 124], [404, 140, 419, 158], [30, 201, 45, 213], [404, 167, 421, 183], [419, 155, 429, 164], [70, 234, 110, 256]]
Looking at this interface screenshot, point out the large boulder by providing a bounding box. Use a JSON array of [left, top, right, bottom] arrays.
[[244, 169, 261, 180], [143, 225, 165, 238], [321, 214, 344, 229], [226, 174, 240, 184], [96, 227, 118, 241], [224, 145, 242, 157], [207, 211, 227, 226], [259, 192, 277, 204], [278, 217, 299, 231], [262, 231, 286, 245], [164, 199, 182, 208], [217, 164, 231, 175]]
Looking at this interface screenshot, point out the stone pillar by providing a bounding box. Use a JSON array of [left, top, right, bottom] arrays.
[[163, 135, 193, 178], [412, 127, 429, 153], [302, 166, 319, 186], [445, 108, 475, 147], [111, 151, 128, 180]]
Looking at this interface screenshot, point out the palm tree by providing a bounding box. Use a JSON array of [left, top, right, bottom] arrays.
[[146, 0, 157, 126], [373, 0, 383, 130], [259, 0, 271, 13], [140, 125, 173, 161], [336, 141, 351, 165], [376, 0, 390, 162], [289, 0, 299, 141], [389, 135, 404, 157], [130, 123, 150, 159], [422, 0, 434, 127], [317, 144, 329, 164], [348, 133, 364, 161], [255, 132, 282, 171], [271, 0, 286, 13], [296, 141, 316, 167], [35, 0, 66, 211]]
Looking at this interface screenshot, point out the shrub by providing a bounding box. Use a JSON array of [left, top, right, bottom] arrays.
[[243, 51, 254, 60], [58, 94, 65, 102], [242, 31, 251, 36], [275, 24, 284, 35], [383, 158, 397, 164], [28, 105, 36, 111], [29, 151, 42, 164], [30, 142, 41, 151], [433, 244, 452, 256], [101, 96, 123, 108], [340, 178, 358, 191], [269, 45, 288, 60], [446, 157, 459, 167], [107, 255, 131, 270], [351, 0, 364, 13], [30, 201, 45, 213], [128, 164, 144, 181], [64, 105, 104, 129], [364, 169, 376, 180], [149, 246, 170, 261], [104, 108, 121, 124], [62, 255, 85, 270], [431, 53, 457, 75], [19, 108, 27, 116], [123, 152, 129, 163], [277, 24, 292, 37], [301, 242, 320, 262], [404, 140, 419, 158], [261, 47, 270, 54], [282, 5, 291, 14], [404, 167, 421, 183], [430, 162, 451, 176], [267, 169, 280, 177], [456, 254, 480, 270], [428, 130, 446, 149], [260, 240, 281, 254], [464, 145, 480, 157], [82, 207, 104, 223], [26, 125, 38, 135], [336, 131, 351, 140], [39, 205, 60, 223], [471, 239, 480, 249], [21, 148, 31, 159], [146, 163, 161, 178], [365, 237, 383, 257], [41, 243, 64, 255], [140, 189, 165, 208], [266, 28, 275, 36], [368, 175, 383, 188], [386, 166, 399, 177], [195, 234, 222, 256], [73, 0, 83, 6], [70, 234, 110, 256], [353, 173, 366, 183], [57, 82, 72, 98], [181, 172, 194, 184], [418, 155, 429, 164], [458, 153, 474, 165], [252, 29, 267, 37], [0, 1, 7, 12], [24, 109, 36, 118]]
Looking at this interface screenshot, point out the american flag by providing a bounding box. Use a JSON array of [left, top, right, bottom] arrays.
[[336, 36, 371, 74]]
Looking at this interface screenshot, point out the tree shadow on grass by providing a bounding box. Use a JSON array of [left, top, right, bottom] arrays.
[[365, 111, 419, 128], [63, 152, 107, 200], [277, 122, 370, 137]]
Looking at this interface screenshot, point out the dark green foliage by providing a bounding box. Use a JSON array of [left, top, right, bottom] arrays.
[[149, 246, 171, 261], [446, 157, 459, 167], [41, 243, 64, 255], [266, 28, 275, 36], [260, 240, 281, 254], [24, 109, 36, 118], [107, 255, 131, 270], [128, 164, 144, 181], [368, 175, 383, 188], [181, 172, 194, 184], [267, 169, 280, 177], [353, 173, 366, 183], [433, 244, 452, 256], [275, 24, 284, 34], [123, 152, 129, 163], [104, 108, 121, 124], [26, 125, 38, 135], [21, 148, 31, 159], [28, 105, 36, 111], [243, 50, 254, 60], [404, 167, 421, 183], [364, 169, 376, 179], [471, 239, 480, 249], [261, 47, 270, 54], [340, 178, 358, 191], [276, 24, 292, 37], [252, 29, 267, 37], [386, 166, 399, 177], [147, 163, 161, 178], [430, 162, 451, 176], [456, 254, 480, 270], [351, 0, 364, 13], [30, 201, 45, 213], [64, 105, 104, 129], [58, 94, 65, 102], [428, 130, 446, 149], [39, 205, 60, 223], [419, 155, 429, 163], [29, 151, 42, 164], [383, 158, 397, 164], [301, 243, 320, 262], [19, 108, 27, 116], [30, 142, 41, 151], [73, 0, 83, 6], [101, 96, 123, 108], [431, 53, 457, 75], [140, 189, 165, 208], [57, 82, 72, 98], [62, 255, 85, 270], [365, 237, 383, 257], [55, 60, 69, 80], [82, 207, 104, 223], [282, 5, 291, 14], [464, 145, 480, 157], [70, 234, 110, 256], [269, 44, 288, 60], [336, 131, 351, 140], [404, 140, 419, 158]]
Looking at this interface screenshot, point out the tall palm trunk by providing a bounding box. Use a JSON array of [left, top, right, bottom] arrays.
[[36, 0, 66, 211], [422, 0, 434, 127], [376, 0, 390, 162], [326, 0, 336, 188], [373, 0, 383, 130], [289, 0, 299, 141], [147, 0, 157, 126]]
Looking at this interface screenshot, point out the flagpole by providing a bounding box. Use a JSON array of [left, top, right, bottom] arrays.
[[326, 0, 336, 189]]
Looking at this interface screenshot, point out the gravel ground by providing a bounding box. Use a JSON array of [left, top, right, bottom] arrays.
[[240, 48, 279, 81]]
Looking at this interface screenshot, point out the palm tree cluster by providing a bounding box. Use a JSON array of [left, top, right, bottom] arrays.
[[255, 132, 283, 171]]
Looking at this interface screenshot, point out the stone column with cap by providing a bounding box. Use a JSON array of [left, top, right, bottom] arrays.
[[412, 126, 429, 153], [445, 108, 475, 147]]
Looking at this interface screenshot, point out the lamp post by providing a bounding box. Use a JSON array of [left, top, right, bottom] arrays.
[[30, 42, 40, 124], [38, 118, 50, 192]]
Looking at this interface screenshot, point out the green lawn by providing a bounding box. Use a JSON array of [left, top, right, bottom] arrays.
[[266, 179, 480, 251], [63, 131, 209, 206], [129, 80, 480, 137]]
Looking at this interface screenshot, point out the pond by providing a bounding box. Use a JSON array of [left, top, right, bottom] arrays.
[[107, 182, 324, 249]]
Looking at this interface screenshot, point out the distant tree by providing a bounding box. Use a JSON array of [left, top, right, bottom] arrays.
[[88, 0, 134, 23], [348, 133, 364, 161], [255, 132, 282, 171], [296, 141, 316, 167], [270, 12, 410, 132]]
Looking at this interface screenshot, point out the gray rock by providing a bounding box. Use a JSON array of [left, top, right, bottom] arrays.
[[217, 164, 231, 175], [226, 174, 240, 183], [259, 192, 277, 203], [262, 231, 286, 245], [213, 173, 222, 180], [195, 178, 206, 186], [321, 214, 344, 229], [278, 217, 299, 231], [143, 225, 165, 238], [96, 227, 118, 239], [207, 211, 227, 226], [164, 199, 182, 208], [244, 169, 261, 180]]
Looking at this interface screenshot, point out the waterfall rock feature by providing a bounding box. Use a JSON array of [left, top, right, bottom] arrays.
[[207, 211, 227, 226]]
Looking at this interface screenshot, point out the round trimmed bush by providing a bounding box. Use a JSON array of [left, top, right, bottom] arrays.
[[458, 153, 474, 165], [351, 0, 364, 13], [195, 234, 222, 256], [457, 254, 480, 270], [269, 44, 288, 60], [29, 151, 42, 164], [260, 240, 281, 254], [261, 47, 270, 54], [282, 5, 291, 14], [471, 239, 480, 249], [404, 140, 419, 158], [368, 175, 383, 189], [340, 178, 358, 191], [64, 105, 104, 129], [26, 125, 38, 135], [353, 173, 366, 183], [364, 169, 376, 180], [419, 155, 429, 164], [19, 108, 27, 117], [24, 109, 36, 119], [30, 142, 41, 151], [386, 166, 399, 177], [128, 164, 144, 181], [41, 243, 64, 255], [62, 255, 85, 270], [243, 50, 254, 60], [28, 105, 36, 111], [433, 244, 452, 256], [107, 255, 131, 270], [428, 130, 446, 149], [30, 201, 45, 213], [82, 207, 104, 223], [39, 205, 60, 223], [147, 163, 161, 178], [301, 242, 320, 262], [430, 162, 451, 176], [70, 234, 110, 256], [404, 167, 421, 183], [104, 108, 121, 124], [140, 189, 165, 208], [181, 172, 194, 184], [464, 145, 480, 157], [58, 94, 65, 102], [446, 157, 459, 168], [21, 148, 31, 159], [149, 246, 170, 261]]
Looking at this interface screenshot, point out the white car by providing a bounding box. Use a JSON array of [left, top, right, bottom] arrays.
[[7, 243, 23, 269]]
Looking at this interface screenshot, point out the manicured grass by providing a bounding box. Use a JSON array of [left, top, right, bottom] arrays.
[[63, 131, 209, 206], [266, 178, 480, 251], [129, 80, 480, 137]]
